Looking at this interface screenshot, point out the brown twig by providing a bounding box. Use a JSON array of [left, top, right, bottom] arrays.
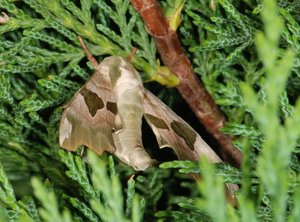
[[130, 0, 242, 167]]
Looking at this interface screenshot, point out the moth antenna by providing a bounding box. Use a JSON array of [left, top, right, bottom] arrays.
[[127, 47, 137, 62], [78, 36, 99, 69]]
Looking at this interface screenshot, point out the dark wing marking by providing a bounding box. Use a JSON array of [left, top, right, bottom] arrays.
[[106, 101, 117, 115], [80, 88, 105, 117], [144, 114, 169, 129], [170, 121, 196, 151]]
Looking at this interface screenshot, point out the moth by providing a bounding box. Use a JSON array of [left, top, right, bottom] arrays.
[[59, 37, 222, 171], [59, 37, 238, 200]]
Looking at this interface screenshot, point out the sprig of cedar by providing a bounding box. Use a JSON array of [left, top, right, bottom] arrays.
[[0, 0, 300, 221]]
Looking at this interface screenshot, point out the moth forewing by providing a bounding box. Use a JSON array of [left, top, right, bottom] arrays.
[[143, 89, 221, 163], [143, 89, 239, 197], [59, 58, 119, 155]]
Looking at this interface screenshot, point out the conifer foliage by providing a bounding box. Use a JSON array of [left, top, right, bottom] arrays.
[[0, 0, 300, 221]]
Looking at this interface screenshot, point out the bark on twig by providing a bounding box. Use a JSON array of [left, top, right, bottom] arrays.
[[131, 0, 242, 167]]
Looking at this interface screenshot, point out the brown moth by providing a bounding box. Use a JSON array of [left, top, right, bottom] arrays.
[[59, 37, 223, 171], [60, 55, 157, 170], [59, 37, 223, 170], [59, 37, 238, 198], [59, 52, 222, 170], [60, 55, 222, 171]]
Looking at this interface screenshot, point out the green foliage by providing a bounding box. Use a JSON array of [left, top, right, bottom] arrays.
[[0, 161, 35, 221], [31, 177, 72, 222], [0, 0, 300, 221], [240, 1, 300, 221]]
